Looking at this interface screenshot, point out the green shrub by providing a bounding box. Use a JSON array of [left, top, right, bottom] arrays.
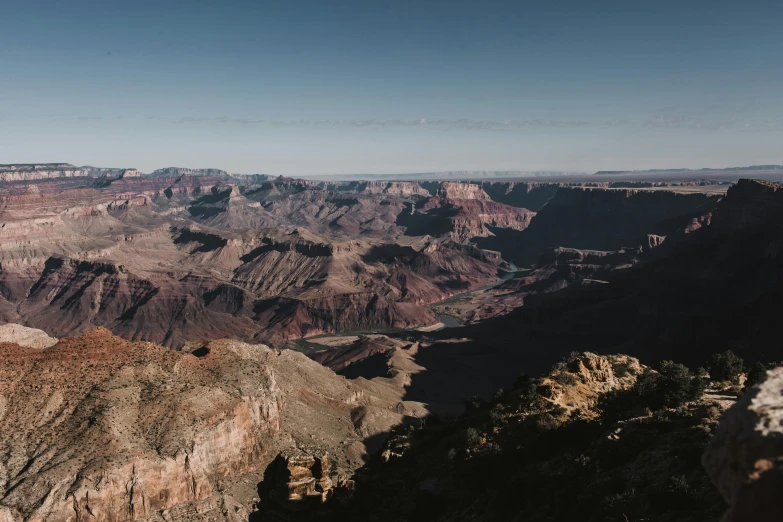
[[707, 350, 744, 384], [745, 362, 768, 390], [657, 360, 706, 408], [464, 427, 480, 447], [599, 362, 704, 421]]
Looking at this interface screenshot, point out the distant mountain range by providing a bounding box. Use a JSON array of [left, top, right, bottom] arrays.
[[596, 165, 783, 175], [294, 171, 588, 181]]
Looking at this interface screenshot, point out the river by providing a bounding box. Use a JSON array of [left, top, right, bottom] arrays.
[[286, 263, 519, 353], [431, 262, 518, 328]]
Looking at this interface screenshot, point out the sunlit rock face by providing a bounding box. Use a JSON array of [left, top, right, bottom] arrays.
[[0, 329, 282, 521], [0, 329, 427, 521]]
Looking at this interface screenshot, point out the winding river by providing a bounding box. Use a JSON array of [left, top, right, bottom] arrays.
[[431, 261, 518, 327], [286, 263, 519, 353]]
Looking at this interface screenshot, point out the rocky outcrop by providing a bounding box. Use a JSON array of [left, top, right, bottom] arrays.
[[119, 168, 141, 178], [0, 323, 57, 348], [535, 353, 642, 416], [266, 448, 334, 505], [703, 366, 783, 522], [439, 182, 491, 200]]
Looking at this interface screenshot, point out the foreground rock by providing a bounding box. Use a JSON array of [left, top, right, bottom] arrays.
[[0, 329, 427, 521], [703, 367, 783, 522]]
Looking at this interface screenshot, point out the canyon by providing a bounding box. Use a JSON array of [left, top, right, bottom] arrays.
[[4, 164, 783, 520], [0, 164, 723, 349]]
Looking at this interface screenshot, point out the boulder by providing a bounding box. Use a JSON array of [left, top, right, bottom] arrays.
[[703, 366, 783, 522]]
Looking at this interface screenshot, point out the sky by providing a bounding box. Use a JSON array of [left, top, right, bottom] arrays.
[[0, 0, 781, 175]]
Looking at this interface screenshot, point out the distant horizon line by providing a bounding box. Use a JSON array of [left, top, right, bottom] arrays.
[[3, 163, 783, 179]]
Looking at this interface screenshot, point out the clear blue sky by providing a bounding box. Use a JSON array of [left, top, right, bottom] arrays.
[[1, 0, 781, 174]]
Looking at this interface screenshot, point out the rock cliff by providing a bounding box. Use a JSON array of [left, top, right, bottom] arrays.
[[0, 329, 426, 521], [477, 185, 720, 265]]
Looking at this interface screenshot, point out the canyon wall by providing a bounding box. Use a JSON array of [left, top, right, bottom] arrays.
[[477, 186, 720, 265]]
